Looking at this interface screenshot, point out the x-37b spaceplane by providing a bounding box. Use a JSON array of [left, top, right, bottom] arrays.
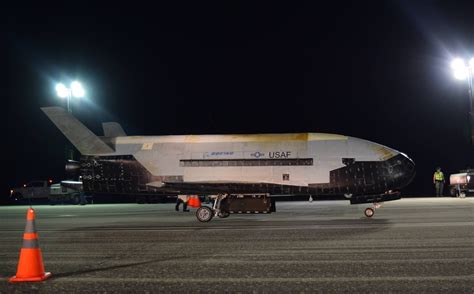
[[42, 107, 415, 222]]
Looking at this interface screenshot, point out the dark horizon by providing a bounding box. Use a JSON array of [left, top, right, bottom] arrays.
[[5, 1, 474, 197]]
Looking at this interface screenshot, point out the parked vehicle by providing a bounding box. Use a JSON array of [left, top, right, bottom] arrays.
[[10, 180, 88, 204], [449, 170, 474, 197], [10, 180, 53, 203]]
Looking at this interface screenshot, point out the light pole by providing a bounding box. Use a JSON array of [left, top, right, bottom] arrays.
[[55, 81, 85, 113], [451, 58, 474, 145], [55, 81, 85, 160]]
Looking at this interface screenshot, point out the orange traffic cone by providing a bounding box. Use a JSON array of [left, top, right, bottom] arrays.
[[187, 195, 201, 208], [9, 208, 52, 283]]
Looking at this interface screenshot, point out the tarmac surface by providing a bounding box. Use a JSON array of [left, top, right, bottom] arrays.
[[0, 197, 473, 293]]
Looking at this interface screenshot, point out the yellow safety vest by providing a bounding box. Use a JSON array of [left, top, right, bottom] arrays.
[[434, 171, 444, 181]]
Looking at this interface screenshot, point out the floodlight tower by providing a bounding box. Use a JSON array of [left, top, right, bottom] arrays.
[[55, 81, 85, 160], [55, 81, 85, 113], [451, 58, 474, 145]]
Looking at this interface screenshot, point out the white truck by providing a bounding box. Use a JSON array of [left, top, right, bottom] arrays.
[[10, 180, 52, 203], [10, 180, 87, 204], [449, 170, 473, 197]]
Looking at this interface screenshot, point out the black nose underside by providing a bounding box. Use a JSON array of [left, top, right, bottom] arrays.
[[386, 153, 416, 189]]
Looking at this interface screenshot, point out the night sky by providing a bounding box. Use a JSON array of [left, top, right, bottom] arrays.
[[4, 1, 474, 198]]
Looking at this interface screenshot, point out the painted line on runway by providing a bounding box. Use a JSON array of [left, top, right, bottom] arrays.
[[0, 220, 473, 233], [2, 275, 469, 283], [1, 257, 473, 266]]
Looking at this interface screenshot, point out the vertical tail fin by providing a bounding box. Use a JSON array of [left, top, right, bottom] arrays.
[[41, 107, 114, 155], [102, 122, 126, 137]]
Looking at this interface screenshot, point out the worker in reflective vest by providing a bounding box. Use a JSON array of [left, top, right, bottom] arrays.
[[433, 167, 445, 197], [175, 195, 190, 212]]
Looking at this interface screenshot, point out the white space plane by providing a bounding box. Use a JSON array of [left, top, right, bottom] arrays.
[[42, 107, 415, 221]]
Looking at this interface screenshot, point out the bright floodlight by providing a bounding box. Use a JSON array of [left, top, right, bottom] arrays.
[[451, 58, 468, 80], [469, 58, 474, 69], [71, 81, 85, 97], [55, 83, 69, 98]]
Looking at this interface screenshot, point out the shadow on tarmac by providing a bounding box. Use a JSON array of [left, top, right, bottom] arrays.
[[65, 217, 392, 230], [52, 255, 189, 279]]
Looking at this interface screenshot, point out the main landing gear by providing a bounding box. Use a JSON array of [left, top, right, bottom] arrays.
[[196, 206, 214, 222], [196, 194, 229, 222], [195, 194, 272, 222], [364, 202, 382, 218]]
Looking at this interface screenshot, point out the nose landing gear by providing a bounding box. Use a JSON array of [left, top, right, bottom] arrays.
[[364, 207, 375, 217], [364, 202, 382, 218]]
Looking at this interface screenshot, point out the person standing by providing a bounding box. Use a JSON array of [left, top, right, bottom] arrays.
[[175, 195, 190, 212], [433, 167, 445, 197]]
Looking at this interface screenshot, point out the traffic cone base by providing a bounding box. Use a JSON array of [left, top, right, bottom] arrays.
[[9, 272, 52, 283]]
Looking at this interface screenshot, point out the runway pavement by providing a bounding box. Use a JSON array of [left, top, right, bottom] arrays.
[[0, 198, 473, 293]]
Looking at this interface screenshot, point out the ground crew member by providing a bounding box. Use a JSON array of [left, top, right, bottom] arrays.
[[433, 167, 445, 197], [175, 195, 190, 212]]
